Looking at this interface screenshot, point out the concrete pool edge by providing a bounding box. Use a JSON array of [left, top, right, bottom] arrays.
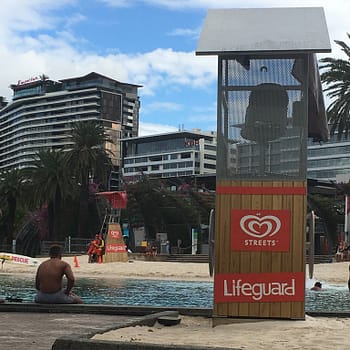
[[2, 303, 350, 318], [0, 302, 212, 316]]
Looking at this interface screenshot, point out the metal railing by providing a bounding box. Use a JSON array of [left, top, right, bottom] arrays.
[[0, 244, 11, 252], [40, 237, 92, 256]]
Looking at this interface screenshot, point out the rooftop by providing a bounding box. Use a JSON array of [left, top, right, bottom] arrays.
[[196, 7, 331, 56]]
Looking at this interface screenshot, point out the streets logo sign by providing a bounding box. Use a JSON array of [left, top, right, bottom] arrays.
[[231, 209, 291, 252]]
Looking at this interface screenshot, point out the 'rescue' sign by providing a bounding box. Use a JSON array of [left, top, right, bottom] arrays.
[[231, 209, 291, 252], [214, 272, 304, 303], [0, 252, 40, 266]]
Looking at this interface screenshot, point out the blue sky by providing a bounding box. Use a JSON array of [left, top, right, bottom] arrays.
[[0, 0, 349, 135]]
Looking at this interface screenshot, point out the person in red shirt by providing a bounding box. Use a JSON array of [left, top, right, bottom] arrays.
[[95, 234, 105, 263], [87, 234, 99, 263]]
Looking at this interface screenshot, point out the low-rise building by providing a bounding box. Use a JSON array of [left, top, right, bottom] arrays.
[[307, 133, 350, 182], [122, 129, 217, 182]]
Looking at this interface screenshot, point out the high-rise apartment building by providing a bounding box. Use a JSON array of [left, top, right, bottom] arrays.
[[0, 72, 141, 189]]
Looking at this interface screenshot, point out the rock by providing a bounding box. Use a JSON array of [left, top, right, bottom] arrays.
[[157, 316, 181, 326]]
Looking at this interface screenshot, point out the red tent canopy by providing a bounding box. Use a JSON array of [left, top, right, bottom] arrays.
[[96, 191, 127, 209]]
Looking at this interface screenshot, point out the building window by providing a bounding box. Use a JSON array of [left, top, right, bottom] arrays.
[[204, 154, 216, 160], [204, 163, 216, 169], [181, 152, 191, 159], [204, 144, 216, 151], [178, 162, 187, 168], [135, 157, 147, 163], [149, 155, 162, 162]]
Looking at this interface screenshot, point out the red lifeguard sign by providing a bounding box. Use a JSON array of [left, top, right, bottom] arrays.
[[103, 222, 128, 262]]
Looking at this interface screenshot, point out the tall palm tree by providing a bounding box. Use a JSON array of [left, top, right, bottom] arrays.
[[28, 149, 77, 240], [320, 33, 350, 138], [0, 169, 26, 245], [65, 121, 113, 237]]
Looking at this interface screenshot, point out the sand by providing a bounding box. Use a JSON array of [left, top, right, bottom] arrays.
[[0, 255, 213, 281], [2, 255, 350, 349], [93, 315, 348, 349], [2, 254, 347, 283]]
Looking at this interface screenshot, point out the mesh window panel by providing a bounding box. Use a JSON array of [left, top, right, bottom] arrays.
[[217, 56, 308, 180]]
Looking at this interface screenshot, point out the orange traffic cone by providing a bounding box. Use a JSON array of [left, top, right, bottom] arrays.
[[74, 256, 79, 268]]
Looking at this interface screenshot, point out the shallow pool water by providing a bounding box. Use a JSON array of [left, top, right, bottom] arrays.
[[1, 274, 349, 312], [0, 275, 213, 308], [305, 284, 350, 312]]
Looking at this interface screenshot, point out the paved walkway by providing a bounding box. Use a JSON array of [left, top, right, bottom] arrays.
[[0, 312, 135, 350]]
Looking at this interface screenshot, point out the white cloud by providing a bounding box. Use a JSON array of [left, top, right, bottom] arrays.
[[141, 101, 183, 115], [167, 27, 201, 39], [64, 13, 87, 29], [99, 0, 132, 7], [100, 0, 350, 18], [0, 0, 73, 35], [188, 113, 216, 123], [139, 122, 178, 136], [0, 45, 216, 100]]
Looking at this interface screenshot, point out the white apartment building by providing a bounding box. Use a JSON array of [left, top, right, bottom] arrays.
[[0, 72, 141, 189]]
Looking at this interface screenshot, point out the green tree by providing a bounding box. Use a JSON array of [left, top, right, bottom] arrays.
[[125, 178, 209, 250], [28, 149, 77, 240], [0, 169, 26, 244], [320, 33, 350, 138], [308, 193, 343, 254], [65, 121, 113, 237]]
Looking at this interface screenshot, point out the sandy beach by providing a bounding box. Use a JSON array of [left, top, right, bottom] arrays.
[[2, 254, 348, 283], [2, 255, 350, 349], [0, 254, 213, 281]]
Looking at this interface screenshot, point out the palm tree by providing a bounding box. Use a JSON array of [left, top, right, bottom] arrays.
[[65, 121, 113, 237], [320, 33, 350, 138], [0, 169, 26, 245], [28, 149, 77, 240]]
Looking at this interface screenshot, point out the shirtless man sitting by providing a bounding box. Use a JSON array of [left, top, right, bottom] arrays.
[[35, 245, 83, 304]]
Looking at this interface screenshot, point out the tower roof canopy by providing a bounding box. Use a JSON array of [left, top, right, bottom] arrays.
[[196, 7, 331, 56]]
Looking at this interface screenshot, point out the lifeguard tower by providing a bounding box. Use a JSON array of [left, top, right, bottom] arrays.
[[196, 7, 331, 320], [96, 191, 128, 262]]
